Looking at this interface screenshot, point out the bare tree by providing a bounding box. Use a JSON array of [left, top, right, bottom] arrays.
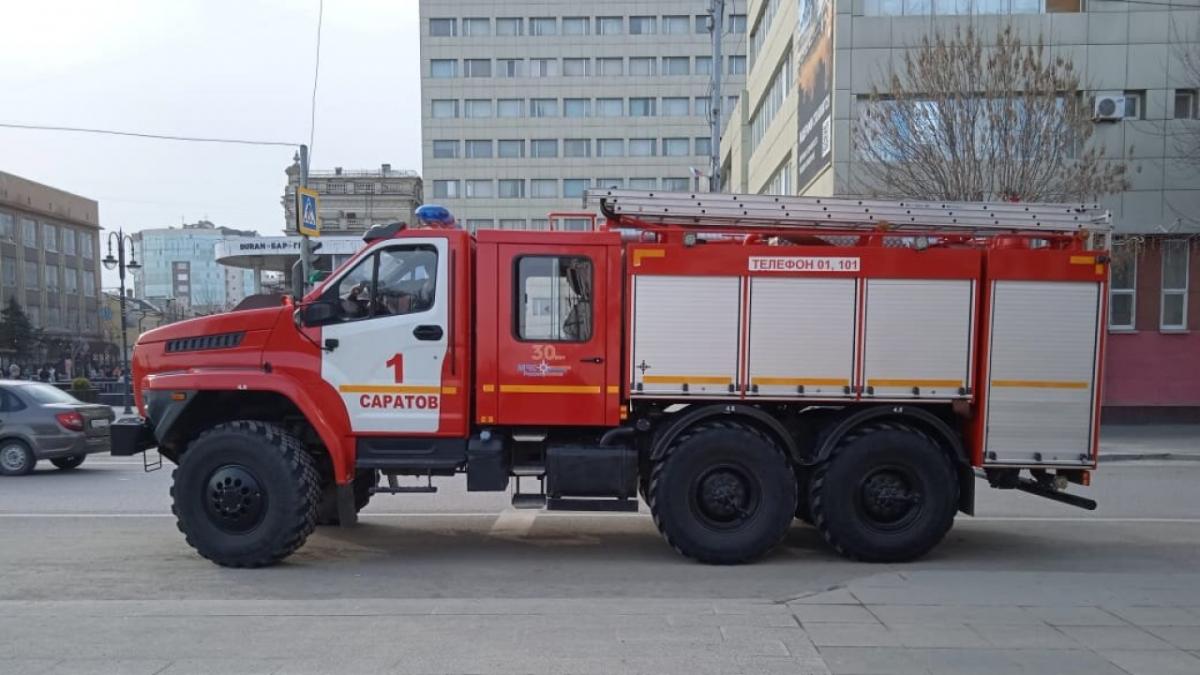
[[854, 23, 1129, 203]]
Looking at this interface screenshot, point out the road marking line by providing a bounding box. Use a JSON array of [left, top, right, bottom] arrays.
[[488, 510, 538, 537]]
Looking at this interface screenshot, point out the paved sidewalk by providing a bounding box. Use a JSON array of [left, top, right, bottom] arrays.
[[1100, 425, 1200, 462]]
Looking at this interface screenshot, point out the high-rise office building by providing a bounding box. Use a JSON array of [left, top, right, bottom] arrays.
[[419, 1, 748, 232]]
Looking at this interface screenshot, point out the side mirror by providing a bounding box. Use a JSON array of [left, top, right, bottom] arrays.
[[295, 300, 340, 327]]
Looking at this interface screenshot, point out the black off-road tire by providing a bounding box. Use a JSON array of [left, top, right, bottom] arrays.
[[316, 469, 378, 525], [0, 440, 36, 476], [808, 423, 958, 563], [648, 421, 798, 565], [170, 421, 321, 568], [51, 455, 86, 471]]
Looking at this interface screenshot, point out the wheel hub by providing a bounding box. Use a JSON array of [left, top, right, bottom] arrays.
[[204, 465, 267, 533], [860, 470, 921, 524], [1, 446, 27, 472], [697, 469, 751, 523]]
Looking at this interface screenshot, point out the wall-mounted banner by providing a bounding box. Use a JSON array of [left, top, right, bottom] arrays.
[[795, 0, 833, 191]]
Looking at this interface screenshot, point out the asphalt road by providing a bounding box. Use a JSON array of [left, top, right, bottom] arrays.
[[2, 456, 1200, 674]]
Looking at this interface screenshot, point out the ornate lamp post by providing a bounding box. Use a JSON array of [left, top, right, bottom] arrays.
[[102, 230, 140, 415]]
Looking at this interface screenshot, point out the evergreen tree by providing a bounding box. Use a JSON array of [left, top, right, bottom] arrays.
[[0, 297, 40, 364]]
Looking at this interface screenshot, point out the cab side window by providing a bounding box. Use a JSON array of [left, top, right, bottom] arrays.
[[516, 256, 593, 341], [327, 245, 438, 321]]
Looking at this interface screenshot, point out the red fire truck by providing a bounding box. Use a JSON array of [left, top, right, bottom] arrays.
[[113, 190, 1112, 568]]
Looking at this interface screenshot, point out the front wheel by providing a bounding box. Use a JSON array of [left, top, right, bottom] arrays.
[[51, 455, 86, 471], [809, 424, 958, 562], [649, 421, 797, 565], [171, 421, 321, 568]]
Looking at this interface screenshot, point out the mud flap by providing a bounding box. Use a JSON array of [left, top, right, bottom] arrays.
[[336, 483, 359, 527]]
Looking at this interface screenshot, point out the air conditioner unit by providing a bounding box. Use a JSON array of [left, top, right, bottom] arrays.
[[1094, 93, 1126, 121]]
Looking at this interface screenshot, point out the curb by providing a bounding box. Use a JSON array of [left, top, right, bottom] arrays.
[[1100, 452, 1200, 463]]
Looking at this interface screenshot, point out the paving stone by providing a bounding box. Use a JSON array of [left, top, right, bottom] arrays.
[[884, 623, 990, 649], [0, 660, 58, 675], [1145, 626, 1200, 650], [792, 604, 880, 624], [1099, 649, 1200, 675], [804, 622, 903, 648], [784, 588, 862, 605], [818, 647, 930, 675], [919, 648, 1030, 675], [44, 660, 171, 675], [1055, 625, 1175, 650], [1005, 648, 1133, 675], [1021, 606, 1129, 626], [158, 659, 283, 675], [871, 605, 1041, 626], [666, 612, 799, 628], [1106, 606, 1200, 627], [720, 626, 823, 659]]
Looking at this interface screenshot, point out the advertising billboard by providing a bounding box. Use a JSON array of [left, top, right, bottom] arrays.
[[795, 0, 834, 191]]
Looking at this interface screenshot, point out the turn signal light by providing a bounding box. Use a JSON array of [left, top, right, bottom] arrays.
[[55, 411, 86, 432]]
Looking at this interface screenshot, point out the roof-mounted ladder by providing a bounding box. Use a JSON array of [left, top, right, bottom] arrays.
[[583, 189, 1112, 239]]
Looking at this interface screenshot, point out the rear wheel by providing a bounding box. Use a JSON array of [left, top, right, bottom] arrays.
[[171, 420, 321, 568], [51, 455, 86, 471], [809, 424, 958, 562], [648, 421, 797, 565], [316, 469, 378, 525], [0, 441, 36, 476]]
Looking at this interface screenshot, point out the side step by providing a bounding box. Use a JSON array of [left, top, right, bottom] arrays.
[[548, 498, 638, 512], [511, 493, 547, 509], [370, 473, 438, 495]]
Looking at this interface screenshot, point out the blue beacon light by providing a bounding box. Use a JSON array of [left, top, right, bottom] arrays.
[[415, 204, 458, 229]]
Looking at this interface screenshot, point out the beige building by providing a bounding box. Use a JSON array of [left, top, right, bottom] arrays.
[[720, 0, 1200, 415], [282, 160, 423, 235], [419, 1, 748, 232], [0, 171, 103, 342]]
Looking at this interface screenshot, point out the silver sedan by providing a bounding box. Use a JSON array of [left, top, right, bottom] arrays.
[[0, 381, 115, 476]]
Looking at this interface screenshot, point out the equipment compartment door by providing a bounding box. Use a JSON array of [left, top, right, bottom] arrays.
[[495, 244, 610, 426], [983, 281, 1102, 466], [747, 277, 856, 398], [631, 275, 741, 395]]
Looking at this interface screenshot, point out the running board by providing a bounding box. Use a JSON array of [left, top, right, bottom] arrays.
[[370, 473, 438, 495], [1015, 478, 1097, 510], [512, 493, 546, 509], [547, 498, 638, 512]]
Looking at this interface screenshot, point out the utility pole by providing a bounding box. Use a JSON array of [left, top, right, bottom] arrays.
[[707, 0, 725, 193], [291, 144, 312, 299]]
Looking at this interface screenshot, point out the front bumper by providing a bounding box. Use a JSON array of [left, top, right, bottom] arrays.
[[110, 418, 158, 457]]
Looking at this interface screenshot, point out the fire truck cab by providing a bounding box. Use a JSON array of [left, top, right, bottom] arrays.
[[115, 190, 1111, 568]]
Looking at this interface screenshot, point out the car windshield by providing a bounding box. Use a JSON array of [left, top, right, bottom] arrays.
[[19, 383, 80, 405]]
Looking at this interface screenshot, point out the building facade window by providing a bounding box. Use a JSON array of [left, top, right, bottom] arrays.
[[530, 17, 557, 36], [749, 0, 780, 68], [433, 180, 460, 199], [530, 179, 558, 198], [498, 139, 525, 158], [462, 17, 490, 36], [663, 57, 690, 75], [530, 98, 559, 117], [629, 138, 657, 156], [45, 264, 59, 291], [729, 13, 747, 32], [750, 49, 793, 152], [430, 59, 457, 78], [596, 178, 624, 188], [695, 56, 713, 75], [761, 159, 794, 195], [530, 58, 558, 77], [597, 57, 624, 76], [1109, 240, 1136, 330], [663, 15, 690, 34], [563, 58, 590, 76], [663, 138, 690, 156], [24, 260, 38, 289], [497, 99, 524, 117], [597, 98, 624, 116], [1174, 90, 1197, 119], [465, 180, 494, 198], [663, 178, 691, 192], [429, 18, 456, 37], [663, 97, 690, 116], [563, 179, 590, 198], [498, 179, 526, 198], [564, 98, 591, 118], [562, 17, 590, 35], [498, 58, 525, 78], [432, 140, 459, 158], [629, 97, 656, 117], [597, 139, 625, 157], [0, 212, 12, 240], [563, 139, 591, 157], [62, 227, 76, 255], [83, 272, 95, 296], [500, 219, 527, 230], [465, 140, 493, 158], [596, 16, 622, 35], [1161, 239, 1190, 330], [431, 99, 459, 118], [496, 17, 523, 36], [695, 137, 713, 156], [629, 57, 656, 76], [729, 55, 747, 75], [43, 223, 57, 252], [465, 99, 493, 118], [629, 16, 656, 34], [864, 0, 1050, 14], [21, 218, 36, 246], [464, 59, 491, 78], [629, 178, 657, 190], [466, 219, 494, 232], [2, 256, 16, 286], [531, 139, 559, 157]]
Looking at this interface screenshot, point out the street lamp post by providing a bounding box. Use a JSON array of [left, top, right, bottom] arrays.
[[102, 230, 140, 415]]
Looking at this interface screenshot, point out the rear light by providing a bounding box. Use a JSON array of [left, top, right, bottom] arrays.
[[55, 411, 86, 432]]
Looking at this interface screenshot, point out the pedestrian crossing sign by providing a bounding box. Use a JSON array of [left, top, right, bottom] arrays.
[[296, 187, 320, 237]]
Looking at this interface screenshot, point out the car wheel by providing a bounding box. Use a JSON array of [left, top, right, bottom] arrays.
[[51, 455, 86, 471], [170, 420, 321, 568], [0, 440, 36, 476]]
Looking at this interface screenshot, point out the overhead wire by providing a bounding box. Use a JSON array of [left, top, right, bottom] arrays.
[[308, 0, 324, 160], [0, 122, 299, 147]]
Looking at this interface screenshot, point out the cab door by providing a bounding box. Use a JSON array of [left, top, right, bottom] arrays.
[[319, 237, 454, 434], [495, 244, 608, 426]]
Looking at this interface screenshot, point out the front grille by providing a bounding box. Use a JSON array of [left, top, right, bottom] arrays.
[[165, 332, 245, 353]]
